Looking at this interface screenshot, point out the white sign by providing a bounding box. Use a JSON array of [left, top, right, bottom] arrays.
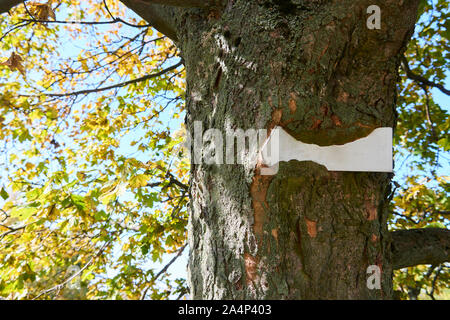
[[260, 126, 393, 175]]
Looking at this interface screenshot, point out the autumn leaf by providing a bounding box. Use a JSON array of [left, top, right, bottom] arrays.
[[1, 52, 25, 76], [29, 1, 56, 21]]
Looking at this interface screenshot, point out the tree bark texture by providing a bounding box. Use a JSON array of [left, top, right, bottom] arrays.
[[175, 0, 420, 299]]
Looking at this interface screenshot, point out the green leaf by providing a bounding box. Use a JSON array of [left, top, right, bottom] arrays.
[[10, 207, 38, 220], [0, 187, 8, 200]]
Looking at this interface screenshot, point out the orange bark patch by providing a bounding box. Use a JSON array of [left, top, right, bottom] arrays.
[[371, 234, 378, 243], [271, 228, 278, 241], [310, 117, 323, 130], [289, 93, 297, 114], [355, 122, 375, 129], [271, 108, 283, 126], [250, 173, 272, 236], [337, 91, 349, 103], [365, 202, 378, 221], [331, 114, 342, 127], [305, 218, 317, 238], [244, 253, 259, 284]]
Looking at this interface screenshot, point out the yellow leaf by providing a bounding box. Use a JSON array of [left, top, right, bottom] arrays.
[[129, 174, 150, 188], [1, 52, 25, 76], [29, 1, 56, 21], [25, 162, 34, 170]]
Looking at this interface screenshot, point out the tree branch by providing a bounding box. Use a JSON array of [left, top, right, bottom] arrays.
[[140, 243, 187, 300], [391, 228, 450, 270], [120, 0, 180, 41], [0, 223, 26, 239], [23, 61, 182, 97], [401, 55, 450, 96], [0, 0, 23, 15], [33, 241, 111, 300]]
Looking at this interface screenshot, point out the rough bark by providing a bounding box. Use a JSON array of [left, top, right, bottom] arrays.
[[391, 228, 450, 270], [175, 0, 421, 299]]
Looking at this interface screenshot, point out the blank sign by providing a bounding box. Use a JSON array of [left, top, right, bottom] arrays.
[[260, 126, 393, 173]]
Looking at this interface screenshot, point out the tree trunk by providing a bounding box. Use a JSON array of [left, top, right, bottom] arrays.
[[178, 0, 420, 300]]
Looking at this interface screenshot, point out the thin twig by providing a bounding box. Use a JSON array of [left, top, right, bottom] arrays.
[[140, 244, 187, 300], [401, 55, 450, 96], [20, 62, 182, 98], [33, 241, 111, 300]]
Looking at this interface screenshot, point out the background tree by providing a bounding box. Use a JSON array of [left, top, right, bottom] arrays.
[[0, 0, 448, 299]]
